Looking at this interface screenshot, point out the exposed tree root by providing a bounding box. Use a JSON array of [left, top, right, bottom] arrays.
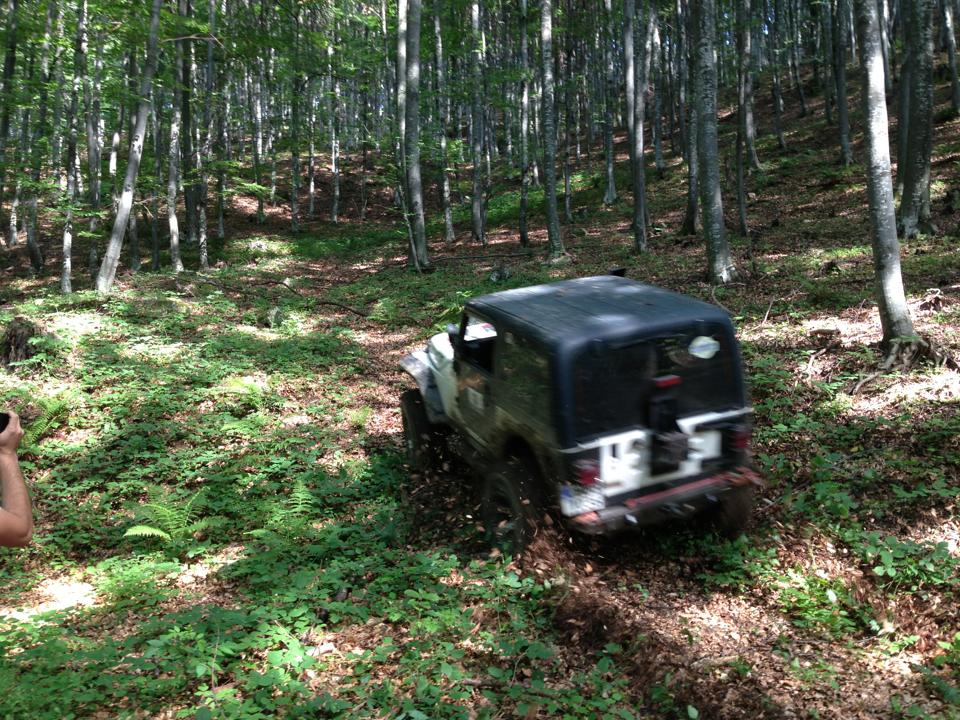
[[850, 336, 959, 395]]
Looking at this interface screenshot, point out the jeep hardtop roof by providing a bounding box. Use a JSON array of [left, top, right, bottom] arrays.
[[465, 275, 732, 352]]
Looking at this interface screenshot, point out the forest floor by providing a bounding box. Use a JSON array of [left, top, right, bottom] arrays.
[[2, 76, 960, 720]]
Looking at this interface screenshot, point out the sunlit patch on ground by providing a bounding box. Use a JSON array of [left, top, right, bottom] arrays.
[[0, 576, 97, 622]]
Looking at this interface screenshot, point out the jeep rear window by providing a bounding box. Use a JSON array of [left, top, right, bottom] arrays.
[[573, 329, 741, 439]]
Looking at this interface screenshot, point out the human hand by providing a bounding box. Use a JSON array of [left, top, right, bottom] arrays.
[[0, 411, 24, 457]]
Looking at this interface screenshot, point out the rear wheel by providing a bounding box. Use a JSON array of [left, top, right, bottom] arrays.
[[481, 457, 541, 553], [711, 484, 756, 538], [400, 389, 441, 473]]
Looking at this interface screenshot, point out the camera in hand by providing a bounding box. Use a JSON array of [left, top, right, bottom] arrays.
[[0, 413, 8, 433]]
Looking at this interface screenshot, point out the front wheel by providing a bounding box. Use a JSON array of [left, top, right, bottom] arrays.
[[400, 389, 441, 473], [481, 457, 541, 553]]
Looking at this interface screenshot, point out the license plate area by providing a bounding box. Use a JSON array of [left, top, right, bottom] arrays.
[[559, 483, 605, 516]]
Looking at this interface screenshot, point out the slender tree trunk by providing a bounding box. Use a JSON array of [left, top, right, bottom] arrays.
[[329, 42, 340, 223], [697, 0, 736, 283], [602, 0, 618, 205], [744, 0, 760, 168], [308, 91, 316, 219], [854, 0, 915, 343], [878, 0, 893, 94], [61, 0, 86, 293], [835, 0, 854, 165], [252, 67, 264, 223], [681, 0, 700, 235], [626, 0, 647, 251], [737, 0, 750, 236], [405, 0, 429, 269], [519, 0, 531, 247], [290, 9, 301, 235], [563, 7, 574, 225], [180, 0, 197, 246], [151, 89, 162, 271], [471, 0, 486, 244], [899, 0, 934, 237], [788, 0, 808, 116], [652, 15, 665, 178], [95, 0, 162, 292], [168, 35, 184, 273], [821, 0, 836, 124], [82, 7, 102, 275], [0, 0, 19, 221], [542, 0, 563, 258], [772, 0, 788, 150], [943, 0, 960, 115], [435, 4, 455, 245]]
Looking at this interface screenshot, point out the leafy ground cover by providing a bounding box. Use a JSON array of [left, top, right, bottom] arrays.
[[2, 85, 960, 719]]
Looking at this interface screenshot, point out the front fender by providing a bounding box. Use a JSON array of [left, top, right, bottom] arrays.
[[400, 350, 447, 425]]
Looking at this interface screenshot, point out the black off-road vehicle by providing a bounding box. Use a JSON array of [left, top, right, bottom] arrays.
[[400, 274, 760, 549]]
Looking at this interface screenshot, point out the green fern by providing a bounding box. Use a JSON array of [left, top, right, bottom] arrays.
[[20, 392, 75, 454], [124, 488, 218, 546], [264, 479, 316, 534]]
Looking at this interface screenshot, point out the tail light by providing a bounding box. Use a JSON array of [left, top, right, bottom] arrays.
[[731, 425, 751, 450], [653, 374, 682, 390], [572, 459, 600, 487]]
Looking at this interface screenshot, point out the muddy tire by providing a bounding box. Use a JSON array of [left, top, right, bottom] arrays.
[[712, 484, 756, 538], [400, 389, 440, 473], [481, 457, 541, 553]]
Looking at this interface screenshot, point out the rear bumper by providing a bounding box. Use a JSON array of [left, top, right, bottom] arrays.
[[569, 467, 763, 535]]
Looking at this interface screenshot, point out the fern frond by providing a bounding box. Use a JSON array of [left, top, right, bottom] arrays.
[[123, 525, 172, 540], [21, 392, 75, 452]]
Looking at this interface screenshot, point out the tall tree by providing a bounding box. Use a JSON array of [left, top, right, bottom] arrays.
[[942, 0, 960, 116], [470, 0, 486, 245], [96, 0, 163, 292], [0, 0, 18, 221], [624, 0, 646, 252], [854, 0, 915, 344], [696, 0, 736, 283], [404, 0, 429, 269], [601, 0, 617, 205], [680, 0, 699, 235], [834, 0, 853, 165], [519, 0, 531, 247], [434, 3, 455, 246], [541, 0, 564, 258], [899, 0, 934, 237]]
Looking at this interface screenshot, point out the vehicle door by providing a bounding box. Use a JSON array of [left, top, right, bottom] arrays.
[[455, 313, 499, 447]]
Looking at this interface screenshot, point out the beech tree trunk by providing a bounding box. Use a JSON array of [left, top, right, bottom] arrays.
[[899, 0, 934, 237], [835, 0, 854, 165], [696, 0, 736, 284], [168, 31, 184, 274], [470, 0, 486, 244], [542, 0, 564, 258], [602, 0, 617, 205], [519, 0, 530, 247], [405, 0, 429, 269], [943, 0, 960, 116], [434, 4, 455, 246], [854, 0, 915, 343], [95, 0, 162, 292]]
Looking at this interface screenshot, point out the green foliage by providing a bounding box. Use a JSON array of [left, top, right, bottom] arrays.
[[855, 532, 959, 593], [124, 488, 220, 555], [19, 392, 76, 456], [775, 570, 867, 638]]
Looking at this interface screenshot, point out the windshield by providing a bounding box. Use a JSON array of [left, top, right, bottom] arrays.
[[573, 326, 742, 439]]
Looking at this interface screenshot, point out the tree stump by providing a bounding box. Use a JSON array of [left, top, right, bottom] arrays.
[[1, 317, 41, 369]]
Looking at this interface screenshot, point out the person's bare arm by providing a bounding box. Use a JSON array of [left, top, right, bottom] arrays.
[[0, 412, 32, 547]]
